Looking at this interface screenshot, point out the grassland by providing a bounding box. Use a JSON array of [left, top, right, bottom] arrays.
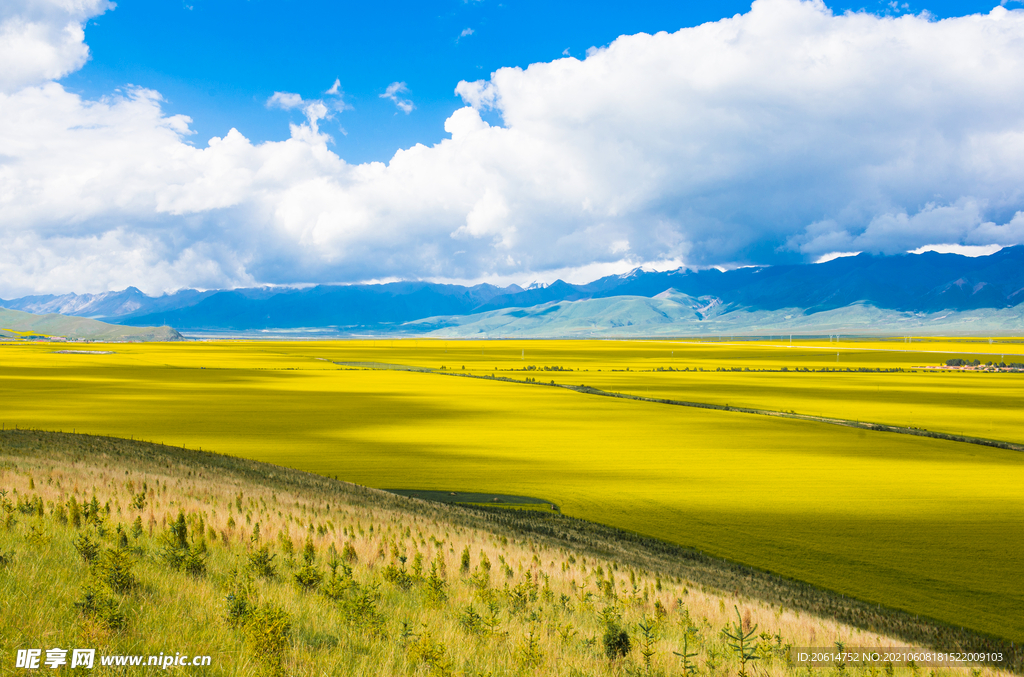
[[1, 430, 1018, 676], [0, 339, 1021, 646]]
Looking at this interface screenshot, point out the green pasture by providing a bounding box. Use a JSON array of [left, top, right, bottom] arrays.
[[0, 340, 1022, 642]]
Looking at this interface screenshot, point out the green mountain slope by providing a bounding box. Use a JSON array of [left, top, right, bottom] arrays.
[[0, 307, 180, 341], [409, 291, 1024, 337]]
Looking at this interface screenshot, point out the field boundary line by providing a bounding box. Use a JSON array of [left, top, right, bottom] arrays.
[[567, 385, 1024, 452], [427, 370, 1024, 453]]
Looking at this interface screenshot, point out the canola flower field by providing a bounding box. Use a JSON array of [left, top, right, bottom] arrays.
[[0, 338, 1022, 643]]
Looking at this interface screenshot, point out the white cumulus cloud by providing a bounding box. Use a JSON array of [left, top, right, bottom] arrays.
[[2, 0, 1024, 297], [0, 0, 112, 94]]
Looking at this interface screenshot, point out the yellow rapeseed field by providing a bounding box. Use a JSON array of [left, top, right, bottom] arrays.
[[1, 338, 1022, 642]]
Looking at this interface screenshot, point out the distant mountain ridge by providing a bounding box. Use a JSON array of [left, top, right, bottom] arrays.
[[1, 287, 216, 320], [1, 247, 1022, 334]]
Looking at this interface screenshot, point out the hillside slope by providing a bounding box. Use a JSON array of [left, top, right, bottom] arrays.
[[1, 430, 1017, 675], [413, 294, 1024, 337]]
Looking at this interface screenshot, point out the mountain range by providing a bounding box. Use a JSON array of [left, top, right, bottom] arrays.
[[2, 247, 1023, 337]]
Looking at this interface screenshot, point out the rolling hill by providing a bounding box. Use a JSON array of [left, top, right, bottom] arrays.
[[0, 307, 180, 341]]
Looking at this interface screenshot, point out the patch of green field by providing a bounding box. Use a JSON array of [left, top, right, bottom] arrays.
[[1, 339, 1022, 642]]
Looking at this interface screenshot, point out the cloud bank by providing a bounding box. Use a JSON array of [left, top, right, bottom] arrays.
[[1, 0, 1024, 296]]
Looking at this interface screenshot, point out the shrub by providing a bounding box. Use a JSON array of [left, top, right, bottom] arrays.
[[425, 557, 448, 607], [293, 537, 322, 591], [294, 563, 323, 591], [321, 560, 357, 601], [159, 512, 208, 576], [277, 532, 294, 557], [518, 623, 544, 668], [469, 565, 490, 592], [94, 547, 137, 593], [225, 574, 254, 628], [244, 603, 292, 677], [603, 622, 632, 659], [182, 539, 209, 577], [248, 545, 277, 579], [458, 605, 484, 635], [74, 532, 101, 563], [408, 632, 452, 677], [226, 593, 251, 627], [169, 511, 188, 548], [338, 584, 386, 636], [16, 494, 39, 515], [75, 583, 127, 631], [83, 495, 101, 523], [506, 581, 531, 615], [68, 497, 81, 528], [412, 551, 424, 577], [131, 490, 147, 511], [383, 560, 414, 590]]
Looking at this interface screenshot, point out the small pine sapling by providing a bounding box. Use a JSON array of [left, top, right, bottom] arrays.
[[674, 633, 700, 677], [425, 555, 448, 607], [74, 532, 101, 563], [722, 607, 759, 677], [294, 537, 323, 591], [603, 621, 632, 660], [248, 545, 277, 579], [518, 621, 544, 668], [636, 616, 658, 676]]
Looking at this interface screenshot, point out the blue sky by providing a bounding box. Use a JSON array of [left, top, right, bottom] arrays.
[[1, 0, 1022, 295], [64, 0, 1007, 164]]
